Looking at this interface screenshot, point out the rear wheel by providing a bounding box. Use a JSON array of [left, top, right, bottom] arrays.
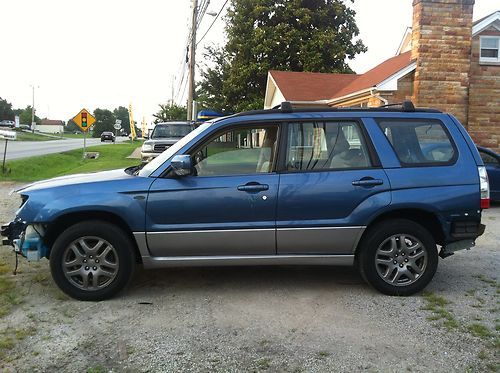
[[49, 221, 135, 301], [357, 219, 438, 296]]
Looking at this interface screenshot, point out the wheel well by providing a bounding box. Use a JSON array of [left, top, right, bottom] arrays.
[[359, 209, 445, 249], [43, 211, 142, 262]]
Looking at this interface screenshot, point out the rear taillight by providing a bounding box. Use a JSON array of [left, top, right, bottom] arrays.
[[478, 166, 490, 209]]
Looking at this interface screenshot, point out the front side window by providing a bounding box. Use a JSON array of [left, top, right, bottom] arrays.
[[379, 120, 456, 165], [192, 126, 278, 176], [286, 121, 370, 171], [480, 36, 500, 63]]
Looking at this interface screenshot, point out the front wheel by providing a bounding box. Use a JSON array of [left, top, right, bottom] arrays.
[[49, 221, 136, 301], [357, 219, 438, 296]]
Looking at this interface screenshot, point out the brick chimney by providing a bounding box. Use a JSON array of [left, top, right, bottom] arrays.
[[411, 0, 474, 125]]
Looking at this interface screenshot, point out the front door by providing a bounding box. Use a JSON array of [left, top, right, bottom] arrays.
[[146, 124, 280, 257], [277, 120, 390, 254]]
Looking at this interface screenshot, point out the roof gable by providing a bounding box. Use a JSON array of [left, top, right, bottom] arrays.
[[268, 70, 359, 102], [473, 11, 500, 35]]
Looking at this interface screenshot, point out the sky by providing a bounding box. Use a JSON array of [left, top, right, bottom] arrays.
[[0, 0, 497, 124]]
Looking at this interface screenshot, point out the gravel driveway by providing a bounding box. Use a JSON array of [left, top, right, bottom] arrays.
[[0, 182, 498, 372]]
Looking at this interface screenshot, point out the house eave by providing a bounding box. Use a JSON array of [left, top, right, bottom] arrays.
[[473, 11, 500, 35]]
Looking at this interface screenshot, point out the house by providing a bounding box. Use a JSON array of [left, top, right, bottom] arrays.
[[264, 1, 500, 152], [37, 119, 64, 134]]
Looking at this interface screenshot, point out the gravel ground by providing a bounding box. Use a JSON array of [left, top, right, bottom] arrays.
[[0, 182, 498, 372]]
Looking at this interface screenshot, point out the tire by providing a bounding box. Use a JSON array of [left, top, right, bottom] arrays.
[[357, 219, 438, 296], [49, 221, 136, 301]]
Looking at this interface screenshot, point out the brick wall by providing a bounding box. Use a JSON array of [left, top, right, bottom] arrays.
[[411, 0, 474, 124], [467, 27, 500, 152], [381, 71, 415, 104]]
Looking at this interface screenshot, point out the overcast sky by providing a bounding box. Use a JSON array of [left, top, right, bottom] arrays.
[[0, 0, 497, 123]]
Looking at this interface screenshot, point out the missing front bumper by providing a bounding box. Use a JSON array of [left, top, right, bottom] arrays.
[[1, 221, 48, 261]]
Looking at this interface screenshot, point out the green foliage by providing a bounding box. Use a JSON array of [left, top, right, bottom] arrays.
[[14, 105, 41, 126], [198, 0, 367, 112], [65, 119, 81, 133], [153, 103, 188, 123], [0, 97, 14, 121], [92, 108, 116, 138]]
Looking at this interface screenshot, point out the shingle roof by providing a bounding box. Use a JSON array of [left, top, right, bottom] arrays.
[[269, 70, 359, 101], [270, 50, 414, 102], [331, 51, 413, 99], [40, 119, 64, 126]]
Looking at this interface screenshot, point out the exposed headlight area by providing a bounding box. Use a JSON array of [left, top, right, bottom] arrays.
[[142, 143, 154, 152], [20, 194, 29, 208]]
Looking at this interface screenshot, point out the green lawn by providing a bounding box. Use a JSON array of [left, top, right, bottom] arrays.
[[60, 133, 86, 139], [0, 142, 141, 182], [14, 131, 58, 142]]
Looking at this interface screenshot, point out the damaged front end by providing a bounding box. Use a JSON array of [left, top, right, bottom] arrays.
[[1, 221, 49, 261], [1, 190, 49, 262]]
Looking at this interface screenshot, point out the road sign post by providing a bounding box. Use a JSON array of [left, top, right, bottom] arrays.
[[0, 130, 17, 174], [114, 120, 122, 144], [72, 109, 96, 158]]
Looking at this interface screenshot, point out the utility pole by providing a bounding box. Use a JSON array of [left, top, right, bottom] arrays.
[[187, 0, 198, 121], [30, 85, 38, 133]]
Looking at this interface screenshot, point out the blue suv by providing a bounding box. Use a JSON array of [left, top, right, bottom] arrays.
[[1, 102, 489, 300]]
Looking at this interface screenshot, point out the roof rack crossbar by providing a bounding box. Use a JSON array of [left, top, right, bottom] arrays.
[[233, 100, 440, 117]]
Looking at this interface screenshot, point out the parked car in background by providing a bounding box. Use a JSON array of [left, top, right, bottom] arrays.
[[19, 124, 31, 130], [0, 120, 15, 128], [478, 146, 500, 202], [422, 144, 499, 202], [1, 102, 489, 300], [100, 131, 115, 142], [141, 121, 194, 162]]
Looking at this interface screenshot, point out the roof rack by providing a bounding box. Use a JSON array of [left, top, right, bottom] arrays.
[[234, 100, 441, 117]]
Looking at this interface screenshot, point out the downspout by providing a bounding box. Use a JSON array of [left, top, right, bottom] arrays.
[[370, 88, 388, 106]]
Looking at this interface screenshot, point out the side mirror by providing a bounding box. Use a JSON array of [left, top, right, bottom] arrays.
[[171, 155, 192, 176]]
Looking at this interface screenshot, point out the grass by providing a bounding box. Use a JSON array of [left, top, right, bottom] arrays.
[[0, 141, 140, 182], [15, 131, 57, 142], [0, 326, 37, 361], [0, 259, 18, 318], [467, 323, 494, 339], [421, 292, 459, 330]]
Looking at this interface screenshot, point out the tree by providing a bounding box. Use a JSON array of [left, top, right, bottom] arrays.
[[92, 108, 115, 137], [65, 119, 81, 133], [17, 106, 41, 125], [153, 103, 188, 123], [113, 106, 131, 134], [198, 0, 367, 112], [0, 97, 14, 121]]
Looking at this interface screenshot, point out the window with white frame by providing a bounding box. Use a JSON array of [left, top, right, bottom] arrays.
[[480, 36, 500, 63]]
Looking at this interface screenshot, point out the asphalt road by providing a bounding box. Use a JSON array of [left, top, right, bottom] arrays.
[[3, 136, 128, 160]]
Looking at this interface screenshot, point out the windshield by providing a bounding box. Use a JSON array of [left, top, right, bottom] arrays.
[[138, 122, 212, 177], [151, 123, 192, 138]]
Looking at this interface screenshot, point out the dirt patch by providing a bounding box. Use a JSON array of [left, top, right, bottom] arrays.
[[0, 182, 498, 372]]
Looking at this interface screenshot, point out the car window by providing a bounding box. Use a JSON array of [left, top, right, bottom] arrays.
[[192, 126, 278, 176], [152, 124, 192, 138], [286, 121, 370, 171], [479, 150, 499, 165], [378, 120, 455, 165]]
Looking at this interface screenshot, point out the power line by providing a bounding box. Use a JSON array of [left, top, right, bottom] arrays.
[[196, 0, 229, 47]]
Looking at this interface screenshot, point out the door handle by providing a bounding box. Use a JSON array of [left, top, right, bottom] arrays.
[[352, 178, 384, 187], [237, 183, 269, 192]]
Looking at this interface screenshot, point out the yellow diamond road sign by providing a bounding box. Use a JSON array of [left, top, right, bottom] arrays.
[[72, 108, 96, 132]]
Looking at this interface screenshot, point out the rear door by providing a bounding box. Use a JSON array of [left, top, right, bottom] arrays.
[[276, 120, 390, 255]]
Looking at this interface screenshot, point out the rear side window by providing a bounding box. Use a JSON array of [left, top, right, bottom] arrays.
[[286, 121, 371, 171], [378, 119, 456, 165]]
